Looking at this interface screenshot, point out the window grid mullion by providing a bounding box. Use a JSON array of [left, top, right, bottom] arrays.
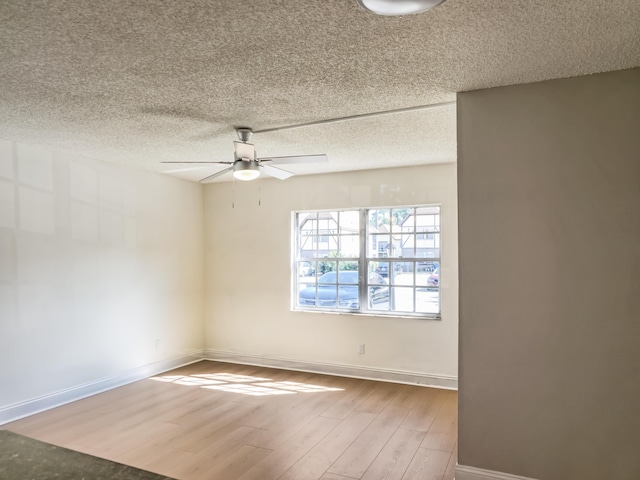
[[359, 209, 367, 311]]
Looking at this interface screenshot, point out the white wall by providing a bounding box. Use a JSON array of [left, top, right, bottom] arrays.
[[203, 164, 458, 380], [0, 141, 205, 411]]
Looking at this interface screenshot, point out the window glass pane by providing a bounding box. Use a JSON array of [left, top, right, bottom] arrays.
[[312, 270, 360, 309], [369, 234, 390, 258], [369, 285, 390, 311], [298, 283, 317, 307], [328, 235, 338, 253], [367, 262, 388, 284], [417, 260, 438, 273], [416, 287, 439, 314], [416, 207, 440, 234], [416, 233, 439, 259], [390, 287, 414, 312], [416, 225, 440, 234], [338, 287, 359, 309], [391, 262, 412, 286], [367, 234, 376, 257], [400, 232, 414, 258], [318, 263, 337, 282], [391, 208, 411, 233], [370, 274, 387, 288], [388, 236, 401, 258], [316, 284, 338, 308], [318, 212, 338, 235], [298, 235, 315, 257], [368, 209, 389, 232], [416, 270, 428, 287], [299, 212, 317, 233], [416, 262, 439, 287], [299, 276, 316, 288], [316, 235, 337, 257], [373, 261, 389, 279], [298, 261, 316, 278], [297, 212, 317, 257], [339, 210, 359, 234], [339, 235, 359, 257], [338, 262, 358, 284]]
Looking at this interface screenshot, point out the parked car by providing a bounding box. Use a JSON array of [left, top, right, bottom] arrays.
[[426, 267, 439, 287], [375, 263, 401, 278], [299, 261, 316, 277], [298, 271, 388, 308], [375, 263, 389, 277], [417, 261, 437, 272]]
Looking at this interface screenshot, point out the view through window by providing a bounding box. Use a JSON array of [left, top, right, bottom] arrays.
[[293, 206, 440, 317]]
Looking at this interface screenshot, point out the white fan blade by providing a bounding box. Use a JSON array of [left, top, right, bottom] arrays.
[[259, 154, 327, 165], [163, 166, 210, 173], [260, 164, 294, 180], [234, 141, 256, 160], [160, 161, 233, 164], [200, 166, 233, 182]]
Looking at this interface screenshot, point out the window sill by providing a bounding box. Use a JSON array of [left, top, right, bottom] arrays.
[[291, 307, 441, 320]]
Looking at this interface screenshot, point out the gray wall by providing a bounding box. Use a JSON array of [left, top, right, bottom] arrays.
[[457, 68, 640, 480]]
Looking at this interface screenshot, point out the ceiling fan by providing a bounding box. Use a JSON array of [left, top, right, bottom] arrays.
[[161, 128, 328, 182]]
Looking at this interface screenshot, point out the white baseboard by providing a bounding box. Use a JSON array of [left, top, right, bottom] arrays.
[[1, 350, 456, 426], [0, 351, 206, 426], [203, 349, 457, 390], [455, 465, 538, 480]]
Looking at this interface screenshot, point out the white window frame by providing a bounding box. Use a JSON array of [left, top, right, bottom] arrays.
[[291, 205, 441, 319]]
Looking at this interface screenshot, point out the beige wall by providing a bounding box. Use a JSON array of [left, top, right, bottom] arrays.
[[0, 143, 205, 409], [457, 68, 640, 479], [203, 163, 458, 379]]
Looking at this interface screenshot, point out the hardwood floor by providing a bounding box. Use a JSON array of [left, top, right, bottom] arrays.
[[3, 361, 457, 480]]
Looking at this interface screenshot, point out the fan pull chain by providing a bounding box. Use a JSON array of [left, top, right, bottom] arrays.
[[232, 177, 235, 209], [258, 185, 261, 207]]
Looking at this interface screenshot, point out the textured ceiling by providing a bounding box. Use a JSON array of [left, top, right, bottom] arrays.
[[1, 0, 639, 182]]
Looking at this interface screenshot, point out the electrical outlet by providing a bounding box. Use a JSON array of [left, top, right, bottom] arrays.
[[358, 343, 365, 355]]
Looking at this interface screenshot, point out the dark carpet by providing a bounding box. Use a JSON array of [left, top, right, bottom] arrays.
[[0, 430, 175, 480]]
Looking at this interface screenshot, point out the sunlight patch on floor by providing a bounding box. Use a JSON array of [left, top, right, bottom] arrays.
[[149, 373, 344, 396]]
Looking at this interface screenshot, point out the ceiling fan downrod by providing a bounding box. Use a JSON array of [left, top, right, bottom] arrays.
[[236, 127, 253, 143]]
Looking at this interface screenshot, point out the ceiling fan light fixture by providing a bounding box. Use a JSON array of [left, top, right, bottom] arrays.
[[357, 0, 446, 16], [233, 160, 260, 181]]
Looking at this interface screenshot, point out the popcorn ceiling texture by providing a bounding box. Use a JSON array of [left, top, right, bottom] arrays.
[[0, 0, 639, 182]]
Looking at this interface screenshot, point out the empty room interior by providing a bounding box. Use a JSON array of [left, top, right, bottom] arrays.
[[0, 1, 639, 480]]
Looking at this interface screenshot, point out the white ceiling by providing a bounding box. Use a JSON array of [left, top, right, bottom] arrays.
[[1, 0, 639, 182]]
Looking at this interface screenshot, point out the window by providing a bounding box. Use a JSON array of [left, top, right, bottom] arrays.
[[293, 206, 441, 318]]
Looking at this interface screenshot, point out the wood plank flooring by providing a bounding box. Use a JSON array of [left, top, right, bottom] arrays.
[[3, 361, 457, 480]]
